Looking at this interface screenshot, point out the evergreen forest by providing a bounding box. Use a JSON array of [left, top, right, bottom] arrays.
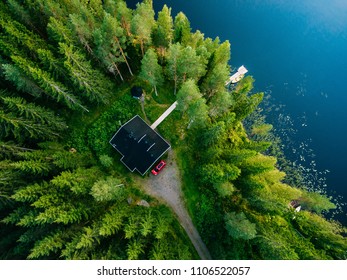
[[0, 0, 346, 260]]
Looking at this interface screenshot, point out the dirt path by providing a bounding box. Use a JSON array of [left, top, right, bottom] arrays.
[[139, 96, 149, 123], [136, 150, 211, 260]]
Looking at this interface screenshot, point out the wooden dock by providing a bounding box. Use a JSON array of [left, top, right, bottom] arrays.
[[225, 65, 248, 85], [150, 101, 178, 130]]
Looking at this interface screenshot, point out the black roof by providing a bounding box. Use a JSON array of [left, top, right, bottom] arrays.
[[131, 86, 143, 98], [109, 115, 170, 175]]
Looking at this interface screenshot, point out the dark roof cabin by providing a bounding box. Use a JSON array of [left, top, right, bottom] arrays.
[[109, 115, 170, 175], [131, 86, 143, 99]]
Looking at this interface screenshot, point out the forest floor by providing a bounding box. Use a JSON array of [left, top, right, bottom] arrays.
[[136, 149, 212, 260]]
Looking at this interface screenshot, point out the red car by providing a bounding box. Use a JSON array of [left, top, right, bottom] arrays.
[[151, 160, 166, 175]]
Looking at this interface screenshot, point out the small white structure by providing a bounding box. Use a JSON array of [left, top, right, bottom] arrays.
[[225, 65, 248, 85]]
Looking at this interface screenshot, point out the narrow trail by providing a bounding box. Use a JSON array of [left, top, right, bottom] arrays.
[[139, 96, 149, 123], [135, 150, 211, 260]]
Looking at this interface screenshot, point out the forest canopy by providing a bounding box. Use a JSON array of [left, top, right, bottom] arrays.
[[0, 0, 346, 260]]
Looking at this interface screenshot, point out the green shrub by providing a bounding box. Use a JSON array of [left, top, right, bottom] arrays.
[[99, 154, 113, 168]]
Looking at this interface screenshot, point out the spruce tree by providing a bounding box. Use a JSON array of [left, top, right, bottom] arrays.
[[11, 55, 88, 112], [153, 5, 174, 48], [60, 43, 112, 103], [1, 94, 67, 132], [2, 64, 45, 97], [173, 12, 191, 45]]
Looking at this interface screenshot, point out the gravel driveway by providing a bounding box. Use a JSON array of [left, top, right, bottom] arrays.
[[137, 150, 211, 260]]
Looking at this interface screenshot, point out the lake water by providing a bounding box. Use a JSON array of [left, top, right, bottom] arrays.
[[128, 0, 347, 223]]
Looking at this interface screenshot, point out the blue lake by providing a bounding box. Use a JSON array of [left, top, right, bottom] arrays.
[[129, 0, 347, 223]]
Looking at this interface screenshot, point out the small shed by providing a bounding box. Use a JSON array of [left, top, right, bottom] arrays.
[[131, 86, 143, 99]]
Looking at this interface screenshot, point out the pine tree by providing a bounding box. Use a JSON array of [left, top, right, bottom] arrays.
[[166, 44, 206, 94], [51, 167, 102, 195], [177, 46, 206, 83], [0, 161, 22, 204], [94, 12, 132, 77], [26, 0, 71, 21], [131, 1, 155, 56], [241, 154, 277, 176], [153, 212, 171, 239], [76, 227, 100, 250], [104, 0, 133, 37], [186, 98, 208, 129], [69, 13, 95, 53], [15, 142, 93, 171], [34, 201, 90, 225], [200, 121, 227, 147], [10, 159, 52, 175], [86, 0, 104, 22], [150, 241, 167, 260], [212, 41, 231, 67], [11, 182, 44, 203], [139, 49, 163, 96], [0, 140, 35, 159], [93, 14, 125, 81], [188, 30, 205, 49]]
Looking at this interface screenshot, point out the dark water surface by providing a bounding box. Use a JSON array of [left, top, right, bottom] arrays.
[[129, 0, 347, 223]]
